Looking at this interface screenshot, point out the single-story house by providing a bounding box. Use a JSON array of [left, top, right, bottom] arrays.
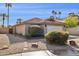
[[68, 26, 79, 35], [63, 20, 79, 35], [10, 23, 26, 35], [10, 17, 64, 36]]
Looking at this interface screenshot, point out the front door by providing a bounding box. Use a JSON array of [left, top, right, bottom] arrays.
[[9, 28, 13, 34]]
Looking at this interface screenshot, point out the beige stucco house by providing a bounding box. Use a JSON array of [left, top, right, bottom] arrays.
[[0, 17, 79, 35], [10, 23, 27, 35], [10, 17, 64, 36], [44, 19, 64, 33]]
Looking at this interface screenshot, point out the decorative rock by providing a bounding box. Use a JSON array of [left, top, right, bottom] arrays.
[[69, 40, 77, 46], [23, 48, 28, 51], [24, 42, 28, 48], [0, 34, 10, 50], [2, 45, 9, 49], [31, 43, 38, 48], [0, 45, 9, 50]]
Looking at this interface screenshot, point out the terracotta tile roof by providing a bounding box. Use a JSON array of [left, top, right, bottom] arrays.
[[12, 17, 64, 27], [12, 23, 24, 27], [12, 17, 44, 27], [23, 17, 44, 24], [24, 17, 64, 25], [43, 20, 64, 25]]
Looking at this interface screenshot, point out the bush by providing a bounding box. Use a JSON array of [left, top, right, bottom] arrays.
[[28, 26, 44, 37], [45, 31, 69, 45]]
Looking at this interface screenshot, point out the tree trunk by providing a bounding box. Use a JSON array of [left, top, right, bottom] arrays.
[[3, 16, 5, 27], [7, 6, 9, 28]]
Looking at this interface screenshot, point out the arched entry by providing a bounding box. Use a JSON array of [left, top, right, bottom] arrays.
[[9, 28, 13, 34], [28, 25, 44, 37]]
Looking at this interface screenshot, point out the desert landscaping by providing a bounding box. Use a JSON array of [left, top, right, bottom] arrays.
[[0, 3, 79, 56], [0, 34, 79, 56]]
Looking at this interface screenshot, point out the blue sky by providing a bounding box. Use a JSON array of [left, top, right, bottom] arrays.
[[0, 3, 79, 25]]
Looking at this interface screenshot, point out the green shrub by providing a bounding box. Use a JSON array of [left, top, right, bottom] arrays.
[[28, 26, 44, 37], [45, 31, 69, 45]]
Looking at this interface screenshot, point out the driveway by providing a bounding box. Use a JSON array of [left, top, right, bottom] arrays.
[[7, 34, 26, 44], [69, 35, 79, 39]]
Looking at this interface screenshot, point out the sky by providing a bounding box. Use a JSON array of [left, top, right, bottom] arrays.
[[0, 3, 79, 25]]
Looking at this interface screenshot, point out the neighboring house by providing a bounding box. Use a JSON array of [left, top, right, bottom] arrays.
[[68, 26, 79, 35], [10, 17, 64, 36], [63, 21, 79, 35]]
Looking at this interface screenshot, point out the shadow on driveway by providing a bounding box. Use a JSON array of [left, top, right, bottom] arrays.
[[7, 34, 27, 44]]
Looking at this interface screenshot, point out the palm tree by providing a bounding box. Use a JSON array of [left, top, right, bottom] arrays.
[[0, 13, 8, 27], [52, 10, 57, 19], [16, 18, 22, 24], [5, 3, 12, 28], [47, 16, 55, 21], [52, 10, 62, 20], [68, 12, 76, 17], [68, 12, 79, 19], [58, 11, 61, 19]]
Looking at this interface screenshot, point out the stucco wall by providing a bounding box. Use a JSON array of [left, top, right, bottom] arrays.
[[25, 24, 29, 35], [41, 25, 47, 34], [12, 27, 16, 34], [47, 25, 63, 33], [15, 24, 26, 36]]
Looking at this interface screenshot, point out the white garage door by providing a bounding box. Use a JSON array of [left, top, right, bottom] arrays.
[[47, 25, 63, 32]]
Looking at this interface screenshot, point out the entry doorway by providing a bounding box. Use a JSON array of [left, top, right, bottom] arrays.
[[9, 28, 13, 34]]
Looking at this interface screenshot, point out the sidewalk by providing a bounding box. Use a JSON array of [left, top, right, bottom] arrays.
[[8, 50, 55, 56]]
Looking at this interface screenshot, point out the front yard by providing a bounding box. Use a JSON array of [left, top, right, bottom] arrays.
[[0, 34, 79, 56]]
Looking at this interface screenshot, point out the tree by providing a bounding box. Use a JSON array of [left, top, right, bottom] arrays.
[[65, 15, 78, 28], [5, 3, 12, 27], [47, 16, 55, 21], [58, 11, 61, 19], [0, 13, 8, 27], [52, 10, 61, 19], [68, 12, 76, 17], [16, 18, 22, 24], [52, 10, 57, 19]]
